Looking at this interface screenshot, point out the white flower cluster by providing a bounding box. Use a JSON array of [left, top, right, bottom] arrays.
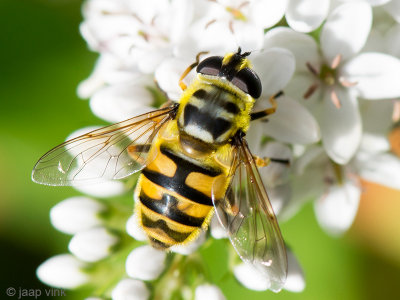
[[38, 0, 400, 299]]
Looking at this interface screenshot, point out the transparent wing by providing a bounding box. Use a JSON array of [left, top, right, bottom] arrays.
[[32, 105, 178, 186], [212, 136, 287, 292]]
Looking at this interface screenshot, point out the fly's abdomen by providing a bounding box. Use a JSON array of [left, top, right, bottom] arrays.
[[135, 143, 222, 249]]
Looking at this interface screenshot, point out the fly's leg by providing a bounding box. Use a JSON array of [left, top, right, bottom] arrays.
[[250, 91, 283, 121], [179, 51, 209, 90], [253, 155, 290, 168]]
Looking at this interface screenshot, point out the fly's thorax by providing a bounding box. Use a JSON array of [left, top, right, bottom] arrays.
[[177, 75, 254, 146]]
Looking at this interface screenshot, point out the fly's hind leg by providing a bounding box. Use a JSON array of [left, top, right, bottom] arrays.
[[127, 144, 152, 165], [179, 51, 209, 90], [250, 91, 284, 121]]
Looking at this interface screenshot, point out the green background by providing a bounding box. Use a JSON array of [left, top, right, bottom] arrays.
[[0, 0, 399, 299]]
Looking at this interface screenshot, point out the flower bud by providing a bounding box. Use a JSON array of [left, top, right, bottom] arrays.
[[111, 278, 149, 300], [50, 196, 104, 234], [233, 262, 270, 291], [195, 284, 226, 300], [68, 227, 118, 262], [126, 245, 166, 280], [284, 249, 305, 292], [37, 254, 88, 289], [126, 214, 148, 242]]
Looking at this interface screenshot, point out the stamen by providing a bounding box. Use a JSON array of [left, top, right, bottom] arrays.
[[238, 1, 250, 9], [303, 82, 319, 99], [229, 20, 234, 34], [339, 77, 358, 87], [138, 30, 149, 42], [331, 54, 342, 69], [392, 100, 400, 122], [306, 62, 319, 76], [205, 19, 216, 29], [330, 90, 341, 109]]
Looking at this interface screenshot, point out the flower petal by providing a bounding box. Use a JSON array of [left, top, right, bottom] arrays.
[[126, 214, 148, 242], [69, 227, 118, 262], [252, 48, 295, 96], [111, 278, 150, 300], [338, 0, 391, 6], [126, 245, 166, 280], [50, 196, 105, 235], [263, 27, 322, 72], [37, 254, 89, 289], [233, 262, 271, 291], [258, 142, 292, 187], [358, 153, 400, 189], [195, 284, 226, 300], [90, 84, 154, 123], [250, 0, 288, 29], [261, 95, 321, 144], [314, 179, 361, 236], [286, 0, 330, 33], [284, 249, 305, 292], [320, 88, 362, 164], [155, 57, 193, 101], [340, 53, 400, 99], [321, 2, 372, 63], [359, 133, 390, 154]]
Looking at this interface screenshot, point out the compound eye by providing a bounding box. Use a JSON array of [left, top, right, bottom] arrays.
[[233, 68, 262, 98], [196, 56, 223, 76]]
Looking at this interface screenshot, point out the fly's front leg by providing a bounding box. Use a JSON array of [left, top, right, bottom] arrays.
[[250, 91, 283, 121], [179, 51, 209, 90]]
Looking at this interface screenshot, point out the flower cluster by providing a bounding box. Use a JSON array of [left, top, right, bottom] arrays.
[[38, 0, 400, 299]]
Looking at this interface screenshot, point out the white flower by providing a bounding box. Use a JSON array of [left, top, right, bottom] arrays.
[[355, 100, 400, 190], [111, 278, 150, 300], [284, 249, 305, 292], [68, 227, 119, 262], [126, 245, 167, 280], [233, 262, 271, 291], [314, 180, 361, 235], [210, 214, 228, 239], [267, 3, 400, 164], [89, 81, 154, 123], [50, 196, 105, 234], [81, 0, 194, 74], [233, 248, 304, 292], [186, 0, 287, 54], [285, 0, 330, 33], [37, 254, 89, 289], [126, 214, 148, 242], [195, 284, 226, 300]]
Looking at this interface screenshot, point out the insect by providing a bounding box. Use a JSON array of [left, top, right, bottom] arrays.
[[32, 49, 287, 292]]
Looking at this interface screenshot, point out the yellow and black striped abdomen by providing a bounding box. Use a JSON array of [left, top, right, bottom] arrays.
[[135, 136, 225, 249]]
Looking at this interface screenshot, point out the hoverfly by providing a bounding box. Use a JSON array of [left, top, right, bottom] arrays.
[[32, 48, 288, 292]]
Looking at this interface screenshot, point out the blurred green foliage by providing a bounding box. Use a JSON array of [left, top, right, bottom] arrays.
[[0, 1, 399, 299]]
